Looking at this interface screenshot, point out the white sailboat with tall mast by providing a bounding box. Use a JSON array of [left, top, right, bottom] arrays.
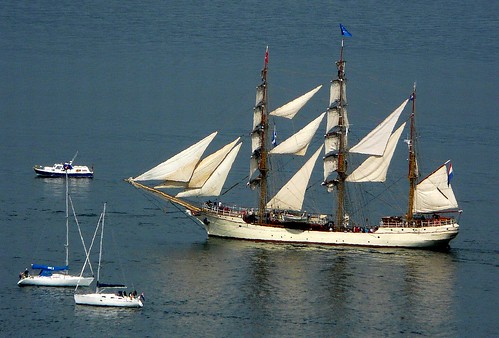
[[74, 203, 144, 308], [127, 24, 461, 249], [18, 170, 94, 286]]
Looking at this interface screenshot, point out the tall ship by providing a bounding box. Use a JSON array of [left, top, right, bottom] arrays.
[[128, 25, 461, 249]]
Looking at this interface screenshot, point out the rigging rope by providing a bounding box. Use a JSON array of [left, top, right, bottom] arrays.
[[69, 195, 94, 275], [132, 184, 205, 231]]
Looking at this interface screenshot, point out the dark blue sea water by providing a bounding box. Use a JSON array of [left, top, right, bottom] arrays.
[[1, 1, 497, 337]]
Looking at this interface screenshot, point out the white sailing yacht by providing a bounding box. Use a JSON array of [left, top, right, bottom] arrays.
[[127, 25, 461, 249], [18, 171, 94, 287], [74, 203, 144, 308]]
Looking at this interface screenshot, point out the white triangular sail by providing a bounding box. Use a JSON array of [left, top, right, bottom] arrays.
[[177, 143, 242, 197], [267, 145, 323, 211], [134, 132, 217, 182], [413, 161, 459, 213], [269, 113, 325, 156], [349, 99, 408, 156], [155, 137, 240, 189], [346, 122, 406, 182], [269, 85, 322, 119]]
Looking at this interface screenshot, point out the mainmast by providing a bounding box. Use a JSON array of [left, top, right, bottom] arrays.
[[335, 38, 348, 227], [323, 24, 351, 227], [406, 84, 418, 221], [249, 47, 270, 223]]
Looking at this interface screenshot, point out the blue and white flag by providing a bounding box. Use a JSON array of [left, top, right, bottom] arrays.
[[271, 125, 278, 147], [340, 24, 352, 37], [63, 163, 73, 170], [447, 162, 454, 186]]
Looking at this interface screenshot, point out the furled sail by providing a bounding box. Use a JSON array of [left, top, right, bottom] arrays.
[[349, 99, 408, 156], [413, 161, 459, 213], [323, 76, 348, 184], [155, 137, 241, 189], [269, 113, 325, 156], [269, 85, 322, 119], [133, 132, 217, 182], [323, 157, 338, 182], [326, 107, 340, 133], [249, 84, 266, 183], [346, 122, 406, 182], [267, 145, 323, 211], [176, 142, 242, 197], [330, 79, 347, 106]]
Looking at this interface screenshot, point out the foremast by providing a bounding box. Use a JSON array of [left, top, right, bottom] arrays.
[[406, 84, 418, 221], [249, 47, 270, 223]]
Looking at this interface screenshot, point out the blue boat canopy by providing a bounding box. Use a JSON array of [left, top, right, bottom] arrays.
[[31, 264, 69, 276]]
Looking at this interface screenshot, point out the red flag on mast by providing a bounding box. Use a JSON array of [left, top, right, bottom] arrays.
[[264, 46, 269, 66]]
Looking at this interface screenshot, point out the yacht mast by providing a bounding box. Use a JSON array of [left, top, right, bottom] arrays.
[[65, 170, 69, 269], [406, 84, 418, 221], [96, 203, 106, 291]]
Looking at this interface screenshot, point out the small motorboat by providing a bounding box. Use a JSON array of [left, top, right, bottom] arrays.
[[33, 152, 93, 178], [34, 163, 94, 178]]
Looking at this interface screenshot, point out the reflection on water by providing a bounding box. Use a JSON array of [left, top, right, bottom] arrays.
[[74, 304, 140, 319], [37, 177, 92, 198], [148, 239, 457, 336]]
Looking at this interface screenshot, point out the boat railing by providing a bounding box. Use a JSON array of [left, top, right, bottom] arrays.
[[380, 218, 455, 228], [203, 203, 248, 217]]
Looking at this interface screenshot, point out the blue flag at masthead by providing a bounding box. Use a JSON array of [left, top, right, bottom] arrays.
[[340, 24, 352, 37]]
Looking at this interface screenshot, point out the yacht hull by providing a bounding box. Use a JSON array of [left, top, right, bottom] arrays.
[[17, 274, 94, 287], [74, 293, 143, 308]]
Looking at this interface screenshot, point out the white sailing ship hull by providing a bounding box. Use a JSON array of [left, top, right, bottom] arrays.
[[196, 212, 459, 249], [74, 293, 143, 308], [17, 274, 94, 287], [128, 43, 462, 251]]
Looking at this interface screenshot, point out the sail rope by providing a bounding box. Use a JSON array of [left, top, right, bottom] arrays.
[[168, 200, 207, 231], [350, 176, 406, 219], [134, 185, 182, 215], [130, 182, 205, 231], [76, 211, 102, 292], [221, 174, 248, 196], [68, 195, 94, 276], [25, 211, 47, 268], [107, 215, 131, 291]]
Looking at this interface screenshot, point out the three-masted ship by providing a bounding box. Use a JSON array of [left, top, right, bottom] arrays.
[[128, 25, 461, 249]]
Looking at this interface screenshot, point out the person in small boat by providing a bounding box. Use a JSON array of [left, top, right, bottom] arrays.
[[19, 268, 29, 279]]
